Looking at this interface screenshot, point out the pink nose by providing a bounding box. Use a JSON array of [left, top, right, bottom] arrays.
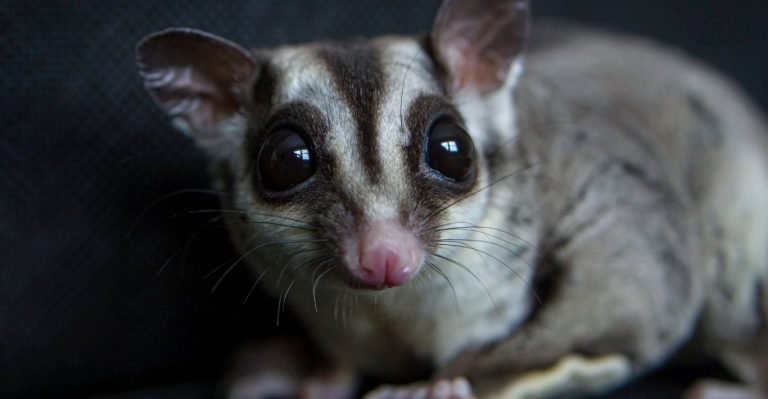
[[351, 220, 422, 288]]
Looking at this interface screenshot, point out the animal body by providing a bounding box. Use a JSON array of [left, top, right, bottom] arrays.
[[136, 0, 768, 397]]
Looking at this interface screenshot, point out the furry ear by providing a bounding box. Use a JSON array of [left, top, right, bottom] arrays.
[[136, 28, 256, 154], [431, 0, 529, 94]]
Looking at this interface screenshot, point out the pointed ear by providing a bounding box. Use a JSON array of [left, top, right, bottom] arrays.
[[431, 0, 529, 94], [136, 28, 257, 153]]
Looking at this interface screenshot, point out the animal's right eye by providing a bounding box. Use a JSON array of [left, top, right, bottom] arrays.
[[256, 128, 316, 192]]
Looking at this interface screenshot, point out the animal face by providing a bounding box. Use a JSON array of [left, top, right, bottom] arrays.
[[136, 0, 529, 293]]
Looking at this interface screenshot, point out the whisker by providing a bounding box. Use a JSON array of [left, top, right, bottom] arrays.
[[239, 209, 320, 228], [156, 249, 179, 276], [171, 208, 247, 217], [410, 266, 429, 289], [203, 255, 236, 280], [432, 241, 541, 305], [432, 222, 541, 273], [333, 291, 340, 322], [276, 278, 296, 326], [429, 252, 497, 308], [208, 238, 327, 293], [178, 217, 315, 273], [426, 262, 459, 313], [242, 265, 274, 305], [340, 290, 349, 326], [274, 243, 331, 289], [438, 235, 526, 252], [209, 259, 243, 293], [281, 247, 326, 272], [424, 164, 539, 224], [180, 215, 226, 269], [308, 256, 335, 282], [237, 220, 317, 232], [432, 222, 534, 248], [242, 243, 333, 307], [178, 217, 292, 273], [313, 263, 337, 312], [436, 237, 533, 271], [126, 188, 226, 239], [174, 208, 319, 230], [276, 253, 335, 302], [201, 233, 269, 280]]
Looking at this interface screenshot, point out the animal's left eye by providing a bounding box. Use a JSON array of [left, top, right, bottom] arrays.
[[426, 118, 476, 183]]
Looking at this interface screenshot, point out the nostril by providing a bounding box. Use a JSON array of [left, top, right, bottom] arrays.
[[348, 219, 424, 289], [357, 245, 417, 288], [384, 250, 414, 286], [356, 249, 379, 286], [358, 247, 393, 287]]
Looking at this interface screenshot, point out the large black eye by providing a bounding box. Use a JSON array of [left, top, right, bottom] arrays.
[[426, 119, 476, 183], [256, 128, 315, 191]]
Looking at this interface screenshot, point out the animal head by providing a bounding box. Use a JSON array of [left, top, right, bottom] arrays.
[[136, 0, 529, 292]]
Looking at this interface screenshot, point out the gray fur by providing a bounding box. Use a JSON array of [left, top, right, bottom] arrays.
[[458, 23, 768, 396], [137, 17, 768, 399]]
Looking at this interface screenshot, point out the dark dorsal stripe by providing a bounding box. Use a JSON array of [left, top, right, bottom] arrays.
[[404, 94, 464, 183], [317, 43, 385, 184]]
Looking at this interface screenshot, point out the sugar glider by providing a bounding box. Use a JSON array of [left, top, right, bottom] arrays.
[[136, 0, 768, 397]]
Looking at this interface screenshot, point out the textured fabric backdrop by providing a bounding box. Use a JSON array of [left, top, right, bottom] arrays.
[[2, 1, 766, 398]]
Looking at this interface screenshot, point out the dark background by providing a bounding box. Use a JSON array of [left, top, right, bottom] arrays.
[[2, 1, 766, 398]]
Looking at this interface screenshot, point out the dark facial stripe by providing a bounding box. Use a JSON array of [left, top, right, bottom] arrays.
[[402, 94, 479, 230], [405, 94, 445, 179], [404, 94, 466, 187], [243, 56, 279, 168], [245, 99, 367, 226], [247, 101, 330, 201], [417, 33, 449, 96], [250, 56, 278, 120], [317, 43, 385, 184]]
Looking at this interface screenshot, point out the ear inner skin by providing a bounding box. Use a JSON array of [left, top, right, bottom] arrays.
[[136, 28, 257, 142], [431, 0, 529, 93]]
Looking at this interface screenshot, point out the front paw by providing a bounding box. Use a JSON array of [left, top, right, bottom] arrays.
[[364, 377, 475, 399], [684, 379, 763, 399], [227, 368, 356, 399], [222, 339, 357, 399], [480, 354, 632, 399]]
